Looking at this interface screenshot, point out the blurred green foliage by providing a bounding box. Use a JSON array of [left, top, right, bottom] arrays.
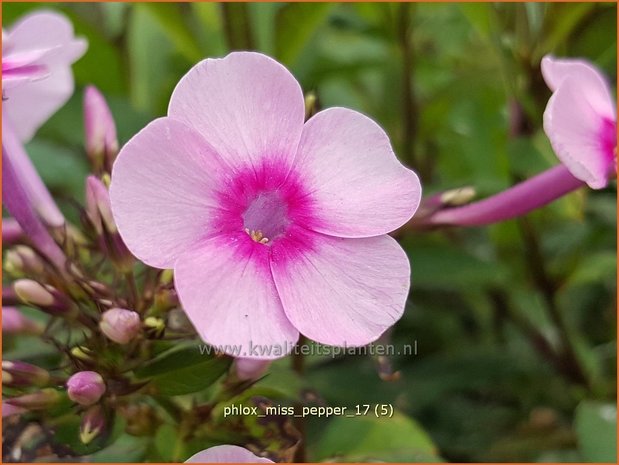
[[3, 2, 616, 462]]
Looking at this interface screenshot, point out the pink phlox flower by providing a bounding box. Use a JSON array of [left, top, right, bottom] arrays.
[[2, 11, 87, 141], [110, 52, 421, 359]]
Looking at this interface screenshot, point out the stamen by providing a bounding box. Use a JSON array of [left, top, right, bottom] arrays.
[[244, 228, 269, 244]]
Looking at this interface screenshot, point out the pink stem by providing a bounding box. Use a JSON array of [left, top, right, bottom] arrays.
[[426, 165, 585, 226], [2, 116, 65, 228], [2, 142, 67, 271]]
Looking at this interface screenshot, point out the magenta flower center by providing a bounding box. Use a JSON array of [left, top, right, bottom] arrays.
[[214, 161, 318, 252], [242, 191, 289, 243], [600, 117, 617, 168]]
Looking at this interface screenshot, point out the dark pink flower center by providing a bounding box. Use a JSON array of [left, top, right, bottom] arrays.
[[600, 117, 617, 169]]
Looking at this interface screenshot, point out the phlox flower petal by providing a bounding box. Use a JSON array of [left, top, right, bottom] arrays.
[[542, 55, 616, 189]]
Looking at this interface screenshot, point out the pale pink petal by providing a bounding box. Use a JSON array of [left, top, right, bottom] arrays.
[[5, 11, 86, 65], [271, 233, 410, 346], [544, 75, 616, 189], [3, 11, 86, 141], [168, 51, 304, 171], [4, 67, 75, 142], [110, 118, 228, 268], [294, 108, 421, 237], [174, 234, 299, 359], [542, 56, 616, 121], [185, 445, 273, 463]]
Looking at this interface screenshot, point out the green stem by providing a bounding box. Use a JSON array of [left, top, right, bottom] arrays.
[[517, 217, 590, 388], [397, 3, 418, 169], [220, 3, 255, 50], [292, 335, 307, 462]]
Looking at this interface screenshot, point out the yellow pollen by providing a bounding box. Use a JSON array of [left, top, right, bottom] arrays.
[[245, 228, 269, 244]]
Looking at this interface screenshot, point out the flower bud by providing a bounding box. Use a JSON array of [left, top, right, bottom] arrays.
[[2, 361, 50, 387], [99, 308, 141, 344], [13, 279, 76, 318], [85, 176, 134, 271], [3, 218, 24, 246], [440, 186, 476, 207], [6, 388, 60, 410], [234, 358, 271, 381], [3, 307, 43, 335], [80, 404, 108, 444], [84, 86, 118, 173], [5, 245, 45, 277], [3, 286, 19, 306], [143, 316, 165, 339], [67, 371, 106, 406], [2, 401, 26, 418]]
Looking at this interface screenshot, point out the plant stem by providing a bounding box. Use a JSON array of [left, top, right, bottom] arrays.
[[397, 3, 418, 169], [517, 217, 590, 387], [124, 271, 140, 311], [292, 335, 307, 462], [412, 165, 585, 228], [220, 3, 254, 50]]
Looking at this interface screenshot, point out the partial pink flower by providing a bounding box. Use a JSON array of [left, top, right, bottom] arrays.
[[2, 11, 87, 142], [110, 52, 421, 359], [185, 445, 273, 463], [542, 55, 617, 189]]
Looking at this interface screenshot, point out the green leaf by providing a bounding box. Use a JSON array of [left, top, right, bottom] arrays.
[[313, 411, 441, 462], [139, 3, 202, 62], [26, 139, 89, 202], [575, 401, 617, 462], [459, 4, 493, 40], [88, 434, 149, 462], [536, 3, 596, 59], [275, 3, 334, 66], [135, 343, 231, 396], [127, 6, 176, 115], [402, 243, 508, 290]]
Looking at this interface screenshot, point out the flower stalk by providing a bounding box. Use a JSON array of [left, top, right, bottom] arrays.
[[2, 117, 65, 229], [414, 165, 585, 227], [2, 143, 68, 272]]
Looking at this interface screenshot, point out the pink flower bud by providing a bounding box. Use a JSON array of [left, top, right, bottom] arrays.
[[80, 404, 108, 444], [84, 86, 118, 173], [2, 360, 50, 387], [5, 245, 45, 276], [2, 307, 43, 335], [13, 279, 75, 317], [99, 308, 141, 344], [2, 218, 24, 245], [2, 401, 26, 418], [234, 358, 271, 381], [6, 388, 60, 410], [85, 176, 134, 271], [66, 371, 106, 406], [86, 176, 116, 235]]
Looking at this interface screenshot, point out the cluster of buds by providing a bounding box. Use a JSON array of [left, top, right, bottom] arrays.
[[1, 87, 200, 450]]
